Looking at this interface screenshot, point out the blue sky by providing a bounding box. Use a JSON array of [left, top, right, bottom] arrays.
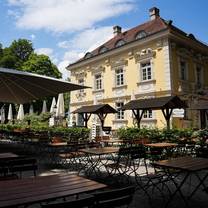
[[0, 0, 208, 78]]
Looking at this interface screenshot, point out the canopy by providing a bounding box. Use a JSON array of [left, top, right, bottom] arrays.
[[122, 96, 187, 129], [7, 104, 13, 121], [72, 104, 117, 129], [17, 104, 24, 120], [56, 93, 65, 117], [0, 67, 89, 104]]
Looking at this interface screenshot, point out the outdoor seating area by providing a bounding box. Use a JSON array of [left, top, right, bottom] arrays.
[[0, 128, 208, 208]]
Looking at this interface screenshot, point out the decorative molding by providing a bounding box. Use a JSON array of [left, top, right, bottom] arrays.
[[137, 79, 156, 86], [177, 47, 192, 58], [91, 66, 105, 75], [135, 50, 156, 62], [71, 69, 87, 78], [110, 58, 128, 68], [112, 84, 127, 90], [92, 89, 105, 93]]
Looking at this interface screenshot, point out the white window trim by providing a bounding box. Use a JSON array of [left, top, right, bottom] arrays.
[[115, 101, 125, 120], [114, 66, 126, 87], [94, 73, 103, 91], [139, 59, 154, 83]]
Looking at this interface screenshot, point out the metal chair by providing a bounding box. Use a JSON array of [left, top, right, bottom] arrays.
[[93, 186, 135, 208], [41, 195, 95, 208]]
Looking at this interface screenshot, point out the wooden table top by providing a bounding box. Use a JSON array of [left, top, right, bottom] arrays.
[[81, 147, 120, 155], [153, 157, 208, 172], [0, 173, 107, 208], [48, 142, 68, 147], [0, 152, 18, 160], [144, 142, 178, 148], [101, 139, 124, 143]]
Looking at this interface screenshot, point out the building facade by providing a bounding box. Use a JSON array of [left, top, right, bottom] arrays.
[[67, 7, 208, 130]]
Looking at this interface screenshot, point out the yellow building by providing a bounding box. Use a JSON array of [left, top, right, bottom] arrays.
[[67, 7, 208, 130]]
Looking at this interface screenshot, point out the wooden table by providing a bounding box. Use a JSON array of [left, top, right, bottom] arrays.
[[153, 157, 208, 207], [101, 139, 124, 146], [0, 152, 18, 160], [144, 142, 177, 148], [0, 173, 107, 208], [81, 147, 119, 155]]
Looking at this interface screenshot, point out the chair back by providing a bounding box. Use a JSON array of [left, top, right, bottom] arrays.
[[93, 186, 135, 208], [8, 158, 38, 177], [41, 195, 94, 208]]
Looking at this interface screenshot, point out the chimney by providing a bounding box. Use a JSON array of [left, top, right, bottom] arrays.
[[113, 25, 122, 36], [149, 7, 160, 20]]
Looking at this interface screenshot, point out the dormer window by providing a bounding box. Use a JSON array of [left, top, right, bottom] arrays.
[[115, 39, 125, 48], [135, 31, 147, 40], [84, 52, 93, 59], [99, 46, 108, 54]]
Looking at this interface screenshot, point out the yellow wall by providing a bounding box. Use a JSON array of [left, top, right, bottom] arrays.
[[69, 36, 208, 130]]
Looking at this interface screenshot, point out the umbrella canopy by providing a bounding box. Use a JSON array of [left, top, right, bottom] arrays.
[[50, 97, 56, 113], [0, 67, 89, 104], [29, 104, 34, 114], [17, 104, 24, 120], [7, 104, 13, 121], [56, 93, 65, 117], [0, 107, 5, 124], [42, 100, 47, 113]]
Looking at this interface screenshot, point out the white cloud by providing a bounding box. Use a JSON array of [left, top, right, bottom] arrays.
[[58, 60, 70, 80], [30, 34, 36, 40], [35, 47, 54, 56], [57, 26, 114, 79], [7, 0, 135, 33]]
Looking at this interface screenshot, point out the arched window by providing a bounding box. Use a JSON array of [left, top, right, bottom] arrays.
[[115, 39, 125, 48], [84, 52, 93, 59], [135, 31, 147, 40], [99, 46, 108, 54]]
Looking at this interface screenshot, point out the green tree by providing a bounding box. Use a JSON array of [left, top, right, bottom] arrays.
[[0, 43, 3, 58], [22, 53, 62, 78], [10, 39, 33, 62]]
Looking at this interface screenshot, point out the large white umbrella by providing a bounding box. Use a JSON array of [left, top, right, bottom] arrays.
[[29, 104, 34, 114], [17, 104, 24, 120], [56, 93, 65, 117], [42, 100, 47, 113], [0, 67, 89, 104], [50, 97, 56, 113], [0, 106, 5, 123], [7, 104, 13, 121]]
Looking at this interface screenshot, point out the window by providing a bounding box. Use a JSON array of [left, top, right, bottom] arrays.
[[78, 78, 84, 92], [141, 62, 152, 81], [115, 39, 125, 48], [84, 52, 93, 59], [116, 102, 124, 120], [115, 67, 124, 86], [143, 110, 153, 119], [135, 31, 147, 40], [99, 46, 108, 54], [196, 66, 202, 87], [94, 74, 102, 90], [180, 60, 187, 80]]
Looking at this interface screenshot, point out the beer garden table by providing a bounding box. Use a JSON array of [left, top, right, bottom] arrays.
[[80, 147, 120, 176], [0, 173, 107, 208], [153, 157, 208, 207]]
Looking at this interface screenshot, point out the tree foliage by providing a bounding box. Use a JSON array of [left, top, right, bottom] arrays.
[[0, 39, 62, 78], [22, 53, 61, 78]]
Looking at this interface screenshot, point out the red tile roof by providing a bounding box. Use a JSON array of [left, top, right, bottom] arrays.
[[68, 16, 208, 67], [69, 17, 168, 66]]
